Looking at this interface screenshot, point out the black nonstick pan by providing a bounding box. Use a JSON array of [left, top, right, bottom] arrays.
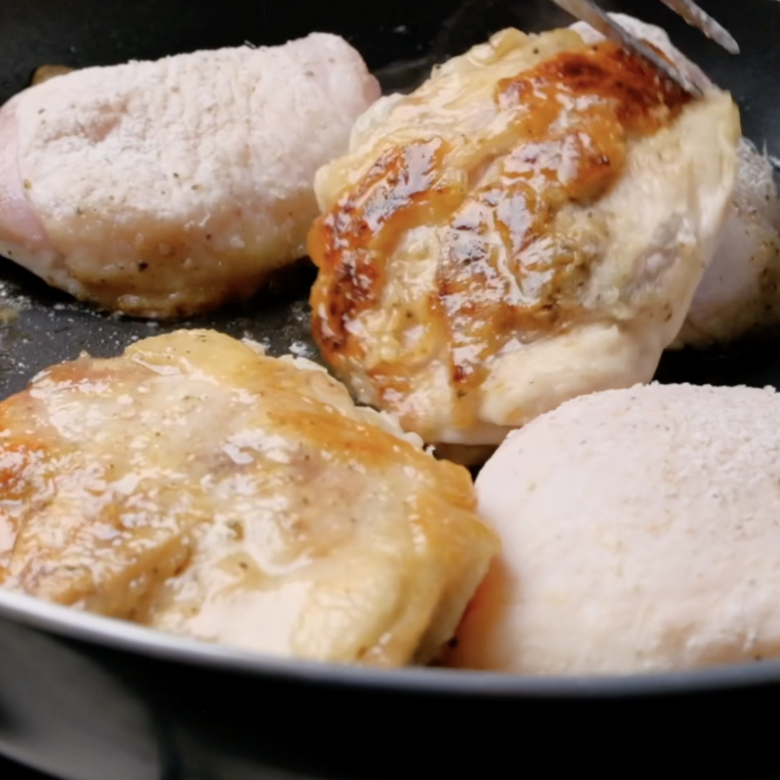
[[2, 1, 780, 779]]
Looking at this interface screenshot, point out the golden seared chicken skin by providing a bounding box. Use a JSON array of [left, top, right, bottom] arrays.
[[309, 28, 740, 452], [0, 330, 497, 666]]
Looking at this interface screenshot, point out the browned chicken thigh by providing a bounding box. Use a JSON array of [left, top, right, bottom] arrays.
[[309, 27, 739, 453], [0, 330, 497, 665]]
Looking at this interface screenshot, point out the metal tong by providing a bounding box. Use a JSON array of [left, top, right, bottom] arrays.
[[549, 0, 738, 96]]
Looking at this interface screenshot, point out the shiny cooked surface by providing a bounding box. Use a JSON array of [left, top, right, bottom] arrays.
[[309, 28, 739, 448], [0, 330, 497, 665]]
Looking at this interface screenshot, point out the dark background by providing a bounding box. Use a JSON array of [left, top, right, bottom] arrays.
[[2, 757, 53, 779]]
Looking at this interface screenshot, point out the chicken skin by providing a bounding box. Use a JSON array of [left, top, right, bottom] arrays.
[[0, 330, 497, 665], [0, 34, 380, 318], [308, 27, 740, 452], [448, 383, 780, 675], [572, 13, 780, 348]]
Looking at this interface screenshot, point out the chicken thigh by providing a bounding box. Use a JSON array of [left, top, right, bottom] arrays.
[[308, 27, 739, 451], [448, 383, 780, 675], [0, 330, 497, 665], [0, 34, 380, 318], [572, 13, 780, 348]]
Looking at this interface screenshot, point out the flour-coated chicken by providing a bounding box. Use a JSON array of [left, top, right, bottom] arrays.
[[678, 140, 780, 346], [308, 27, 739, 452], [0, 34, 379, 318], [448, 383, 780, 675], [0, 330, 497, 665], [572, 13, 780, 348]]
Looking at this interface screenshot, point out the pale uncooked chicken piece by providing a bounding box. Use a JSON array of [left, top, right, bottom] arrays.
[[0, 34, 380, 318], [447, 383, 780, 676], [0, 330, 497, 666], [308, 27, 740, 451], [572, 13, 780, 348], [678, 137, 780, 346]]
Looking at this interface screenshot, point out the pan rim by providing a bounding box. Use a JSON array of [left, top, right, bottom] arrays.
[[0, 586, 778, 698]]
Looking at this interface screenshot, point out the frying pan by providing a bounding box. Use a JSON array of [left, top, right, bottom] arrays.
[[1, 0, 780, 778]]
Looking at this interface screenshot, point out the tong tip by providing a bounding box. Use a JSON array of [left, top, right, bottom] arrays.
[[717, 32, 740, 56], [660, 0, 740, 55]]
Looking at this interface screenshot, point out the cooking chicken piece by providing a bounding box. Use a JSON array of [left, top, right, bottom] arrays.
[[0, 34, 380, 318], [678, 140, 780, 346], [308, 27, 740, 452], [0, 330, 497, 666], [447, 383, 780, 675], [572, 13, 780, 348]]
